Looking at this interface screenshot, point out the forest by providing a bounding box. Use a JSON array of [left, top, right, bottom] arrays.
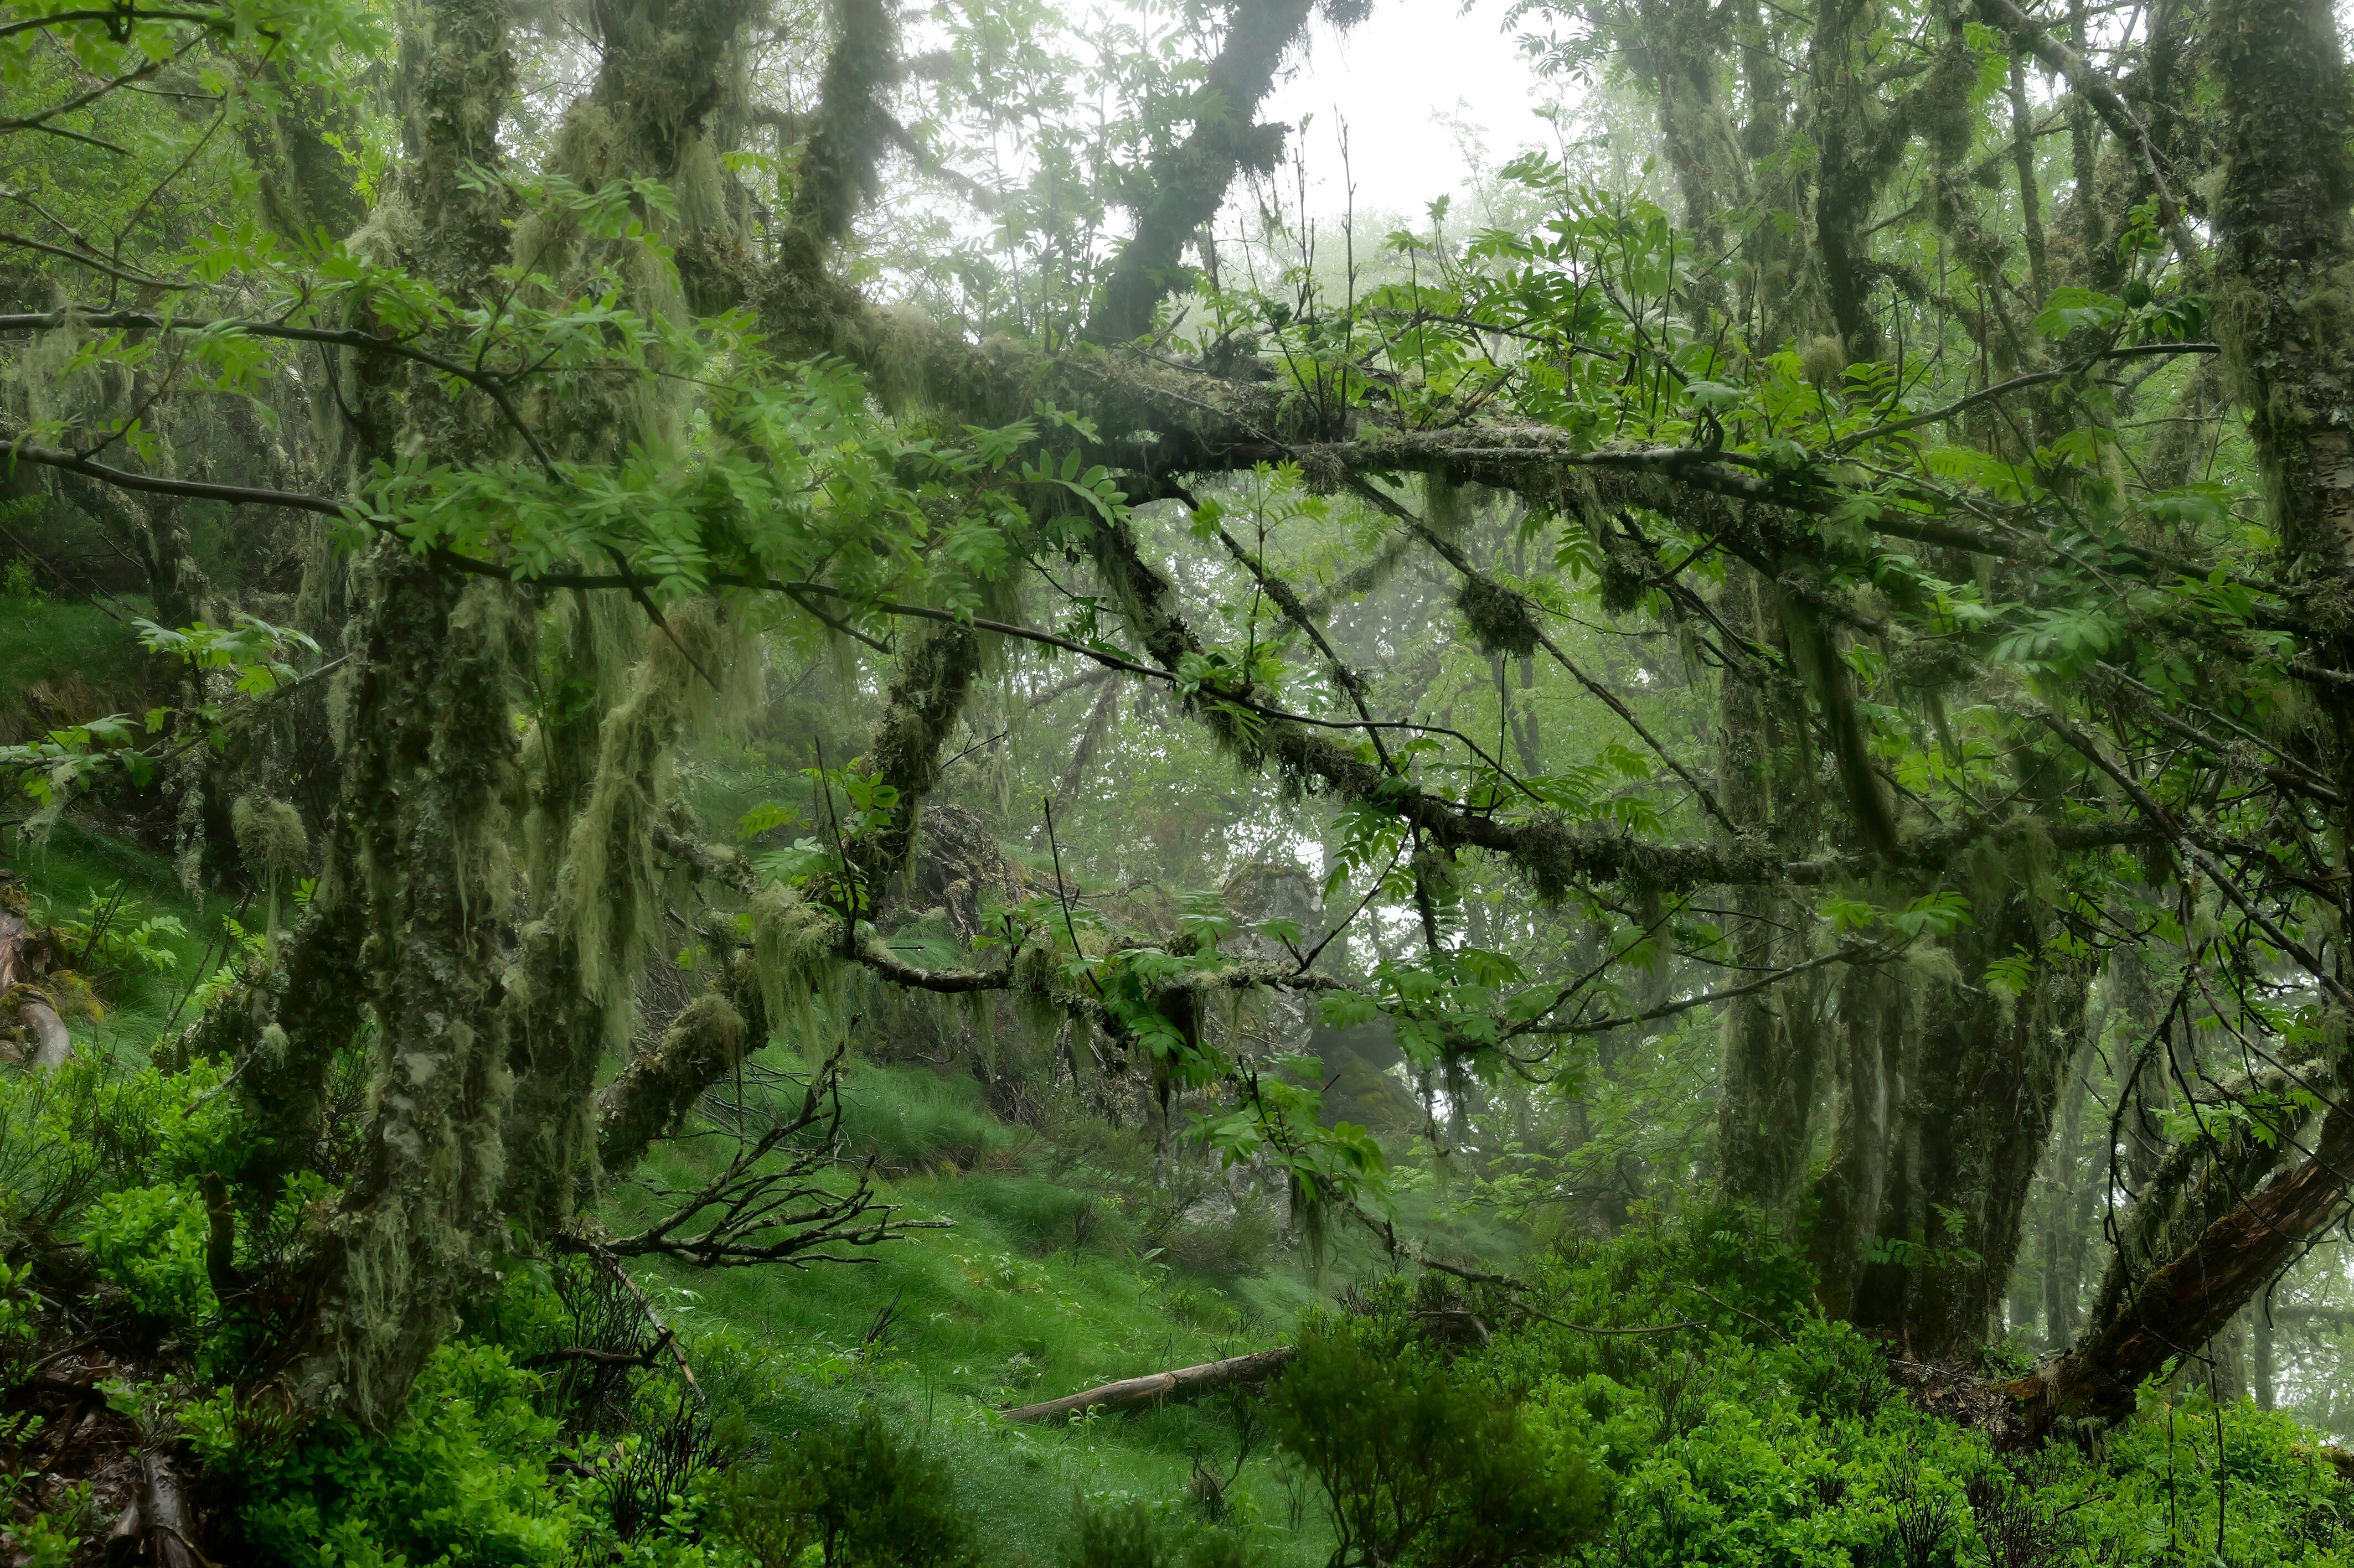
[[1, 0, 2353, 1557]]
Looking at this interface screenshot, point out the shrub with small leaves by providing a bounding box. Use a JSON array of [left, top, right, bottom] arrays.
[[717, 1405, 979, 1567]]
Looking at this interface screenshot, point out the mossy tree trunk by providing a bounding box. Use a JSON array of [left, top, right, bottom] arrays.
[[2025, 0, 2354, 1422], [285, 0, 532, 1427]]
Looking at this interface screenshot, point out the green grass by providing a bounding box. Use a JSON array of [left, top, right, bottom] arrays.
[[612, 1057, 1359, 1562], [0, 592, 152, 743]]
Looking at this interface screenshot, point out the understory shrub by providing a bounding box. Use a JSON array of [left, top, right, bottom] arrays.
[[186, 1341, 591, 1567], [1264, 1307, 1606, 1567], [716, 1404, 981, 1567]]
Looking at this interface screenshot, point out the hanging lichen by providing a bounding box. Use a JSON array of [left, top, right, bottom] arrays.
[[559, 601, 741, 1031], [751, 879, 844, 1063]]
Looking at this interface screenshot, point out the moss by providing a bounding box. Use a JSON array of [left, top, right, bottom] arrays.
[[595, 989, 747, 1176], [1454, 576, 1541, 660], [853, 620, 984, 903]]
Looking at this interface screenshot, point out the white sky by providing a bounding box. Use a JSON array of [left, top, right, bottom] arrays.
[[1262, 0, 1563, 220]]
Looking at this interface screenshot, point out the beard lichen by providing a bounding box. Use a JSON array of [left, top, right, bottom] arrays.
[[231, 792, 309, 945], [751, 879, 845, 1063]]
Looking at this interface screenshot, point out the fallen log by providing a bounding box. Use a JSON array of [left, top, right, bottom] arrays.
[[1002, 1346, 1298, 1424], [1000, 1303, 1530, 1425]]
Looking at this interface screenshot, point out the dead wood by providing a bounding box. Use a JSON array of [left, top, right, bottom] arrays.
[[1001, 1346, 1298, 1424]]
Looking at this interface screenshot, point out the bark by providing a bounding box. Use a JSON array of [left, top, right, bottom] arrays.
[[849, 619, 984, 909], [2108, 944, 2174, 1189], [104, 1500, 140, 1567], [0, 883, 70, 1069], [1849, 902, 2090, 1360], [206, 881, 369, 1194], [1805, 0, 1897, 360], [1715, 570, 1825, 1220], [2038, 1028, 2094, 1344], [291, 0, 529, 1430], [1811, 959, 1904, 1316], [2061, 0, 2101, 280], [137, 1448, 198, 1568], [1003, 1346, 1299, 1422], [22, 1000, 68, 1070], [2008, 55, 2048, 307], [2211, 0, 2354, 618]]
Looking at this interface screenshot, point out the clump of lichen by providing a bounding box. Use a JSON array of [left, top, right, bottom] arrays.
[[1801, 334, 1847, 389], [232, 791, 308, 947], [1456, 575, 1542, 659]]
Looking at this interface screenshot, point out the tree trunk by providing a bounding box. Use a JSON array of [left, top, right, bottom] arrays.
[[1812, 961, 1903, 1318], [2039, 1028, 2095, 1345], [288, 0, 528, 1429], [1714, 571, 1824, 1220]]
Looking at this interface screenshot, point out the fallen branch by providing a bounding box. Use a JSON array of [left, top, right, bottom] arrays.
[[1001, 1347, 1298, 1423], [520, 1338, 671, 1372]]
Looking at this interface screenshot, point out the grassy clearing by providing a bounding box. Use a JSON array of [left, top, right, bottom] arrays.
[[2, 817, 1521, 1559], [612, 1057, 1346, 1563], [607, 1050, 1535, 1560]]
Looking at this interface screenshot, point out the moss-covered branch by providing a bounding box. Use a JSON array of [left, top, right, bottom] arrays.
[[1087, 0, 1317, 341]]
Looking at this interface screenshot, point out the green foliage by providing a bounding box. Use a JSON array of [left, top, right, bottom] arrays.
[[1064, 1497, 1245, 1568], [716, 1405, 980, 1567], [186, 1342, 592, 1568], [1264, 1308, 1604, 1567], [79, 1179, 214, 1324], [36, 882, 187, 979]]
